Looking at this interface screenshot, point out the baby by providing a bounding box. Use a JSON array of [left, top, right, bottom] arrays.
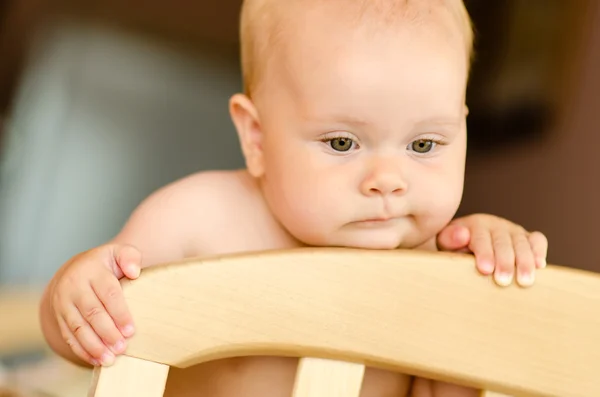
[[39, 0, 548, 396]]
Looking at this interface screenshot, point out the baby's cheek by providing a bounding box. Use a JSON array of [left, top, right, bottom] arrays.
[[421, 172, 463, 213], [414, 193, 460, 236], [274, 191, 330, 241]]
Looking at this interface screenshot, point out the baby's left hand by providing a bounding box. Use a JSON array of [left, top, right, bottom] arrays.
[[436, 214, 548, 287]]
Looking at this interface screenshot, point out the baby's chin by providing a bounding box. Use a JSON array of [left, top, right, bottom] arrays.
[[296, 230, 434, 251]]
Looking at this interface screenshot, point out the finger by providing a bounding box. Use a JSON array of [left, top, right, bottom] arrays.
[[114, 245, 142, 279], [467, 227, 495, 275], [513, 232, 536, 287], [91, 274, 135, 339], [56, 315, 98, 366], [61, 303, 115, 366], [73, 287, 124, 356], [491, 231, 515, 286], [528, 231, 548, 268], [436, 224, 470, 251]]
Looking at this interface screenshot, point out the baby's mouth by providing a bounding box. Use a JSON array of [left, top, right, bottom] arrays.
[[353, 217, 399, 226]]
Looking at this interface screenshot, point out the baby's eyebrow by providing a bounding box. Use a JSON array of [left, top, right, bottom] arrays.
[[414, 117, 462, 129], [315, 114, 371, 127], [308, 114, 463, 131]]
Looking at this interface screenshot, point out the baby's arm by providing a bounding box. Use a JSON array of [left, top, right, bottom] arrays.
[[39, 173, 222, 367]]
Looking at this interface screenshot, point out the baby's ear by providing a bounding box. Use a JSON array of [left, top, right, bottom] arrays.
[[229, 93, 265, 177]]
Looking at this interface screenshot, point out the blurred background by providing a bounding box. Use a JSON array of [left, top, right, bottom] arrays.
[[0, 0, 599, 394]]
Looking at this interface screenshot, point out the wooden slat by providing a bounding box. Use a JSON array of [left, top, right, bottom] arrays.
[[118, 248, 600, 396], [292, 357, 365, 397], [89, 355, 169, 397]]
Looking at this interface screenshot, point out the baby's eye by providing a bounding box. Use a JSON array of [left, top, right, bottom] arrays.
[[329, 137, 356, 152], [409, 139, 436, 154]]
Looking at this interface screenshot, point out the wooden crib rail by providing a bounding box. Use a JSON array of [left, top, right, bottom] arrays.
[[89, 248, 600, 397]]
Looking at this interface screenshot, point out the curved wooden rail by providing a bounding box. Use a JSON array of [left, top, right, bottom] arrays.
[[90, 248, 600, 397], [0, 288, 45, 356]]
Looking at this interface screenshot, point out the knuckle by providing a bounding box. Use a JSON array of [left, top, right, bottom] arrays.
[[103, 286, 122, 302], [65, 337, 77, 349], [68, 320, 85, 336], [83, 306, 105, 323]]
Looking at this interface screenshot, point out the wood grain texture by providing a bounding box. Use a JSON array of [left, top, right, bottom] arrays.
[[106, 248, 599, 396], [89, 355, 169, 397], [292, 357, 365, 397]]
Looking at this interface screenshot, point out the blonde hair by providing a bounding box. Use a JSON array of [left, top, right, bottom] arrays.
[[240, 0, 474, 97]]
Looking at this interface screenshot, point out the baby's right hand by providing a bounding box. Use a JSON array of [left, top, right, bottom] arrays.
[[49, 244, 142, 367]]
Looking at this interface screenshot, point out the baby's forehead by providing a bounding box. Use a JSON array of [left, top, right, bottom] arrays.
[[243, 0, 456, 32], [243, 0, 468, 64], [241, 0, 471, 95]]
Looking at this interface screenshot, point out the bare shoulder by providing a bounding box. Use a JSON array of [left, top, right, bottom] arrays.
[[173, 169, 265, 220], [149, 169, 260, 209], [112, 169, 265, 266]]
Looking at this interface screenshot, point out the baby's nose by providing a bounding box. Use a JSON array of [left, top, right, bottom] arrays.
[[360, 165, 407, 196]]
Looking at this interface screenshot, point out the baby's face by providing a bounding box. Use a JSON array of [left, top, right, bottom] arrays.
[[245, 5, 469, 249]]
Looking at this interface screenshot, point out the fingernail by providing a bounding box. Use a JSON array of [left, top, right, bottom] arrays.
[[101, 352, 115, 366], [537, 258, 547, 269], [518, 272, 535, 287], [122, 324, 135, 338], [113, 340, 125, 353], [479, 261, 494, 274], [495, 272, 513, 287], [128, 265, 140, 277]]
